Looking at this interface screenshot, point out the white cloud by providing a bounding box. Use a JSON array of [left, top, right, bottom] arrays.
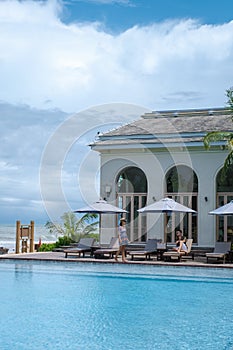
[[0, 100, 148, 223], [68, 0, 132, 5], [0, 1, 232, 112], [39, 103, 149, 222], [0, 161, 18, 171], [1, 0, 233, 223]]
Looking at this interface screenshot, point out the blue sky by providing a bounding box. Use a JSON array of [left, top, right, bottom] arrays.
[[0, 0, 233, 225], [62, 0, 233, 31]]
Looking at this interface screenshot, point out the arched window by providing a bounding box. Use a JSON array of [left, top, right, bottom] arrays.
[[165, 165, 198, 243], [217, 166, 233, 192], [166, 165, 198, 193], [117, 166, 147, 193], [216, 165, 233, 242], [116, 167, 147, 242]]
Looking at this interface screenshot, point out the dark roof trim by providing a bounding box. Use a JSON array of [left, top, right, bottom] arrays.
[[99, 132, 210, 141], [143, 107, 232, 119]]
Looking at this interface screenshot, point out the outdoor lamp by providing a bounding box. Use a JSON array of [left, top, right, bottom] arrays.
[[105, 185, 112, 197]]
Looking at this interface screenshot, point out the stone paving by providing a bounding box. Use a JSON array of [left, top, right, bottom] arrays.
[[1, 250, 233, 269]]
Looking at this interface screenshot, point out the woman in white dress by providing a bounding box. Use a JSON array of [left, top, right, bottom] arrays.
[[115, 218, 129, 263]]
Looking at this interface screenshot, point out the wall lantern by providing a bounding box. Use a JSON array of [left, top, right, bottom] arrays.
[[105, 185, 112, 197]]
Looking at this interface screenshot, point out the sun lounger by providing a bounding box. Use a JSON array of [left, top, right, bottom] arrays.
[[0, 247, 9, 255], [94, 237, 119, 259], [64, 238, 95, 258], [128, 239, 158, 260], [163, 239, 193, 262], [206, 242, 231, 264]]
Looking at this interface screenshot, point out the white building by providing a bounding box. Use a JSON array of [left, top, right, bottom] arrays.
[[91, 107, 233, 247]]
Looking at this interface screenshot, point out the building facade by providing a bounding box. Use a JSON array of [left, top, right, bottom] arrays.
[[91, 108, 233, 247]]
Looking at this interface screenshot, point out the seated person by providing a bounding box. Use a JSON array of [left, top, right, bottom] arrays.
[[172, 229, 183, 251], [174, 236, 188, 254]]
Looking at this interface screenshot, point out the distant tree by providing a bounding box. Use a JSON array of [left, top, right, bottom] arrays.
[[204, 87, 233, 172], [45, 211, 99, 242]]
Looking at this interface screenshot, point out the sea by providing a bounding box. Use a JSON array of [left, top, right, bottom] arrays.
[[0, 224, 58, 253]]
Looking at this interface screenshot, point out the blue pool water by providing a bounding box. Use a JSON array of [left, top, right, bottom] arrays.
[[0, 261, 233, 350]]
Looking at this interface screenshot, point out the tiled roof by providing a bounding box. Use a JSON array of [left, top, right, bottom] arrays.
[[91, 108, 233, 148]]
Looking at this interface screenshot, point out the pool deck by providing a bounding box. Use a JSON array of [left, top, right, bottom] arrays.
[[1, 251, 233, 269]]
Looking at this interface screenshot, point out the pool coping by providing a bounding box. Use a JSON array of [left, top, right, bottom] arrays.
[[1, 251, 233, 269]]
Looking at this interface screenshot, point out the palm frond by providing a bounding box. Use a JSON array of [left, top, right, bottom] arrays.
[[45, 211, 99, 242], [226, 87, 233, 109], [203, 88, 233, 175], [44, 221, 65, 235], [204, 131, 233, 149], [83, 222, 99, 235], [226, 87, 233, 121], [224, 150, 233, 171], [229, 137, 233, 151]]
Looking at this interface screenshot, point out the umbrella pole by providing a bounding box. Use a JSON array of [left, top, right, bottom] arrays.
[[164, 214, 167, 242], [99, 214, 102, 243]]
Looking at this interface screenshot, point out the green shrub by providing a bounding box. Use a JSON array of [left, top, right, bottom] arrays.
[[38, 243, 56, 252], [54, 236, 74, 247], [38, 233, 100, 252]]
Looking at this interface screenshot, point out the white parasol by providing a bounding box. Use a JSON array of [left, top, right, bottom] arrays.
[[74, 199, 127, 214], [209, 200, 233, 215], [138, 197, 197, 214]]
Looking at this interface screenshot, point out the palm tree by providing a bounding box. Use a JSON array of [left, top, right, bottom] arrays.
[[45, 211, 99, 242], [204, 87, 233, 171]]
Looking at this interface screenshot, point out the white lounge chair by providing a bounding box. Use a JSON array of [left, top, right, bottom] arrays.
[[94, 237, 119, 259], [64, 238, 95, 258], [128, 239, 158, 260], [163, 239, 193, 262], [206, 242, 231, 264]]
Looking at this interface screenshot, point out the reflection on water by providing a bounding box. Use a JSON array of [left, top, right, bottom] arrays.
[[14, 263, 33, 281]]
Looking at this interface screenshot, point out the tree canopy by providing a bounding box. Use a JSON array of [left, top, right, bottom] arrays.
[[45, 211, 99, 242], [204, 87, 233, 171]]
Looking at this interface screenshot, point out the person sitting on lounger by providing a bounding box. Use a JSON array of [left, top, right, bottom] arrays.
[[172, 229, 183, 251], [174, 236, 188, 254]]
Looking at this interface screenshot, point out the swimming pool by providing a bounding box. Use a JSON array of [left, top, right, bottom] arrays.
[[1, 261, 233, 350]]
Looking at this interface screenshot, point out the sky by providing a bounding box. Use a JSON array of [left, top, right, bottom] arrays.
[[1, 0, 233, 225]]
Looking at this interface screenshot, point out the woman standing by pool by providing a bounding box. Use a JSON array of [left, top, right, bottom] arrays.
[[115, 218, 129, 263]]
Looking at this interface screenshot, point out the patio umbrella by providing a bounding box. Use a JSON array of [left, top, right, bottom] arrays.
[[209, 200, 233, 215], [74, 199, 127, 214], [137, 197, 196, 214], [137, 197, 196, 242], [74, 199, 128, 241]]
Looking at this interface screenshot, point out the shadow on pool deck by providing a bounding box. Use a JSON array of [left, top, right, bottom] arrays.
[[1, 251, 233, 269]]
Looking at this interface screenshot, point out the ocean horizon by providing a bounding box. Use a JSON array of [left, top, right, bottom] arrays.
[[0, 223, 58, 252]]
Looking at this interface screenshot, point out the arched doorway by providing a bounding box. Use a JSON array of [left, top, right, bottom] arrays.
[[116, 166, 147, 242], [216, 166, 233, 242], [165, 165, 198, 243]]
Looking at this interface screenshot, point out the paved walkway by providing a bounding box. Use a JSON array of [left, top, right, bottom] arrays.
[[1, 251, 233, 269]]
